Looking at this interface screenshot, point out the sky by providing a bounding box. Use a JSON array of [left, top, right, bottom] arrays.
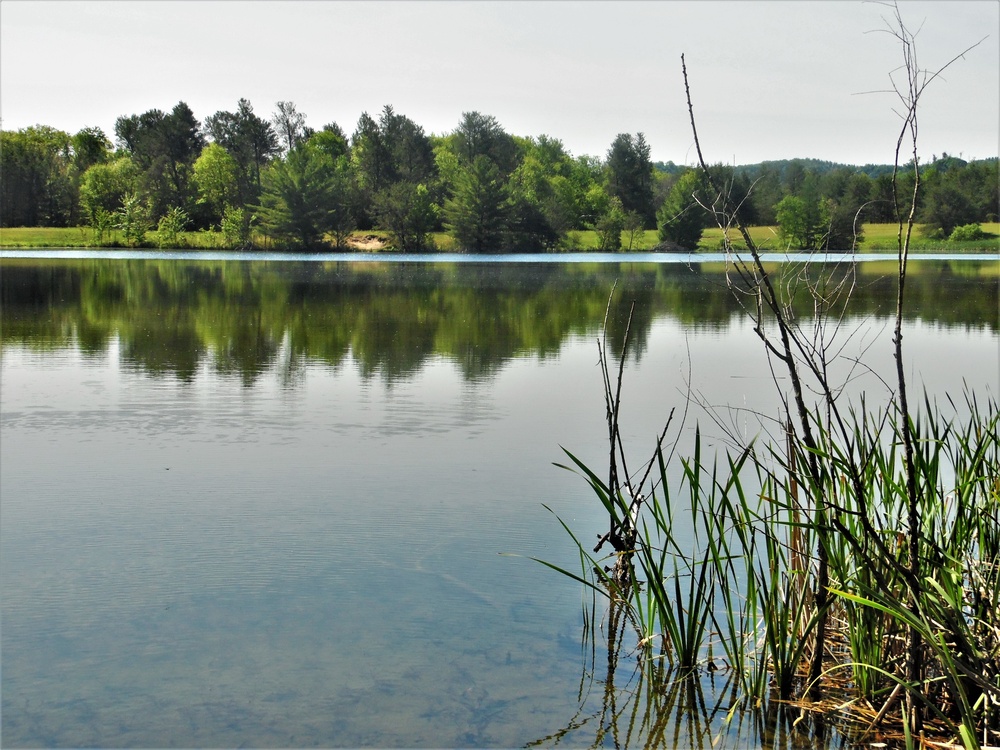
[[1, 0, 997, 166]]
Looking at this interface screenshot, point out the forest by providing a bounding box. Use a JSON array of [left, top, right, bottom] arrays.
[[1, 99, 996, 251]]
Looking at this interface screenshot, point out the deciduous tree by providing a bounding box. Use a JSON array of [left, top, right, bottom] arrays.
[[656, 169, 708, 249], [193, 143, 240, 223], [0, 126, 75, 227], [114, 102, 205, 220], [204, 99, 280, 208], [79, 156, 141, 224], [374, 182, 438, 251], [271, 101, 309, 154]]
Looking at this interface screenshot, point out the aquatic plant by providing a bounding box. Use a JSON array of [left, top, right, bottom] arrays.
[[547, 6, 998, 748]]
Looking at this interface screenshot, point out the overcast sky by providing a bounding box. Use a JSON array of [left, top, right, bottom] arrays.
[[1, 1, 997, 166]]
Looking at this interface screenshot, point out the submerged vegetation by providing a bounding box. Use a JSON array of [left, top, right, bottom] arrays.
[[547, 7, 999, 749]]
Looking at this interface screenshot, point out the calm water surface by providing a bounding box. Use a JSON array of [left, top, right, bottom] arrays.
[[2, 256, 997, 747]]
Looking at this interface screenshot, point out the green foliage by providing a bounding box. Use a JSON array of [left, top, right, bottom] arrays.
[[87, 208, 115, 245], [115, 192, 151, 247], [503, 193, 561, 252], [0, 126, 76, 227], [374, 182, 438, 251], [656, 170, 707, 249], [774, 194, 828, 249], [352, 106, 435, 193], [70, 127, 112, 176], [155, 206, 190, 248], [594, 196, 626, 251], [114, 101, 205, 222], [451, 111, 520, 177], [310, 124, 349, 163], [605, 132, 655, 228], [220, 206, 254, 249], [922, 181, 981, 237], [193, 143, 240, 223], [949, 223, 988, 242], [255, 142, 351, 249], [79, 156, 141, 223], [204, 99, 280, 209], [443, 155, 508, 252], [5, 102, 998, 251], [556, 362, 1000, 736]]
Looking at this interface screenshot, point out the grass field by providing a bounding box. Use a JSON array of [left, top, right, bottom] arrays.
[[1, 223, 997, 253]]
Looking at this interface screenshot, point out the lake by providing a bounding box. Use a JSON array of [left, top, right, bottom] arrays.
[[2, 253, 997, 747]]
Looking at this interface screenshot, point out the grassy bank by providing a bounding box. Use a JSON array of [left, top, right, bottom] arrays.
[[1, 223, 997, 253]]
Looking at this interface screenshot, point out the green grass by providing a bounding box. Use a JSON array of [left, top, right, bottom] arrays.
[[700, 222, 1000, 253], [2, 223, 998, 253], [0, 226, 227, 249]]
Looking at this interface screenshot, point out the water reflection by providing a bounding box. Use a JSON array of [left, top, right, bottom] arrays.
[[2, 258, 996, 385], [1, 257, 996, 747], [535, 595, 891, 749]]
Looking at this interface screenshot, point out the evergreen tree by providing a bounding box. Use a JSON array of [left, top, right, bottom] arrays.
[[443, 155, 508, 252], [256, 142, 352, 249], [606, 132, 655, 228]]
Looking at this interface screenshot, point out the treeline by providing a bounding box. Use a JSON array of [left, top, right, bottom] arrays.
[[1, 99, 997, 251]]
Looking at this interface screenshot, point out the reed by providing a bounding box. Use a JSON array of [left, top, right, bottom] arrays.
[[546, 7, 998, 747]]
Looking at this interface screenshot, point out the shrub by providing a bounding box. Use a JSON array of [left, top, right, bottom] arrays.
[[155, 206, 189, 249], [949, 223, 987, 242]]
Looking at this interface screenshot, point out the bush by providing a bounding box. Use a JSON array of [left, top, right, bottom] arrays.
[[115, 192, 150, 247], [155, 206, 189, 249], [948, 223, 987, 242]]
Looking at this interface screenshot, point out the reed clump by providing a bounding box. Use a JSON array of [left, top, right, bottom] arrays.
[[556, 388, 999, 747], [547, 7, 997, 748]]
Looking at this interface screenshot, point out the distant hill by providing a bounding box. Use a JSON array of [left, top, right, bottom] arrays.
[[733, 158, 896, 179], [715, 155, 995, 179]]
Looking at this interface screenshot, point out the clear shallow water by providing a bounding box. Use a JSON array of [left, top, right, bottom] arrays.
[[1, 257, 997, 747]]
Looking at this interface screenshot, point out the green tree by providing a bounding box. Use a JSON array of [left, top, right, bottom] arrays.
[[310, 124, 349, 163], [920, 163, 990, 236], [374, 182, 439, 251], [271, 101, 309, 154], [155, 206, 190, 248], [595, 196, 626, 251], [255, 142, 352, 249], [351, 105, 438, 229], [743, 162, 784, 225], [0, 126, 75, 227], [204, 99, 280, 208], [656, 169, 708, 249], [114, 102, 205, 221], [774, 194, 828, 250], [821, 197, 864, 251], [79, 156, 141, 225], [451, 111, 520, 177], [221, 206, 254, 249], [606, 132, 655, 228], [70, 127, 112, 176], [115, 192, 151, 247], [443, 155, 508, 252], [506, 135, 580, 240], [193, 143, 240, 223], [504, 193, 561, 252]]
